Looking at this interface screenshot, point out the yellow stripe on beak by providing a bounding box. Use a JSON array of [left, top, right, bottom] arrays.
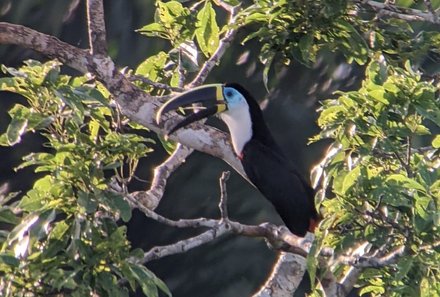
[[217, 103, 227, 113], [215, 85, 227, 113], [215, 84, 223, 101]]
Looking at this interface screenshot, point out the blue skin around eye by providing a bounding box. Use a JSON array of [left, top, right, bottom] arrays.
[[223, 87, 244, 108]]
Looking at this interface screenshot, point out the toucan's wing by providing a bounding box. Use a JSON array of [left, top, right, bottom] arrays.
[[241, 139, 317, 236]]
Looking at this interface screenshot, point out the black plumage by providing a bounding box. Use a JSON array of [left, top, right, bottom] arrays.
[[226, 83, 319, 236]]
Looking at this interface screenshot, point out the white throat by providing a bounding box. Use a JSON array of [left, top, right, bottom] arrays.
[[220, 103, 252, 156]]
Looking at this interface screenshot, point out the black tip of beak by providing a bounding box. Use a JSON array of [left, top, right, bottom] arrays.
[[156, 84, 226, 135]]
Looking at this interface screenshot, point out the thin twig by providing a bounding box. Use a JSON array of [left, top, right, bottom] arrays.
[[420, 240, 440, 251], [142, 225, 229, 262], [406, 136, 413, 178], [393, 151, 412, 177], [127, 193, 218, 228], [218, 171, 230, 220], [364, 208, 407, 235]]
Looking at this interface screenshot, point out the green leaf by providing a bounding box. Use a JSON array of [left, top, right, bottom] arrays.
[[89, 120, 100, 142], [298, 34, 315, 66], [195, 1, 219, 57], [395, 257, 413, 280], [137, 23, 169, 39], [0, 253, 20, 267], [136, 52, 168, 82], [159, 1, 185, 21], [420, 276, 439, 297], [415, 104, 440, 127], [342, 166, 361, 193], [153, 275, 172, 297], [2, 104, 31, 146], [77, 191, 98, 214], [369, 89, 389, 104], [433, 135, 440, 148], [128, 263, 159, 297], [360, 284, 385, 295], [158, 135, 178, 155], [262, 52, 275, 92], [49, 221, 70, 240], [125, 262, 171, 297], [19, 189, 45, 211], [414, 195, 434, 233], [386, 174, 426, 193], [0, 208, 20, 225], [103, 192, 132, 222], [306, 237, 320, 291]]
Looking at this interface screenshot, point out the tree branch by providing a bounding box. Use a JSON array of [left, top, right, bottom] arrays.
[[125, 170, 314, 297], [338, 245, 406, 268], [86, 0, 107, 55], [126, 187, 312, 260], [142, 225, 229, 263], [424, 0, 439, 23], [130, 144, 194, 210], [321, 242, 371, 297], [0, 23, 90, 73], [354, 0, 440, 24], [252, 253, 307, 297], [218, 171, 230, 220]]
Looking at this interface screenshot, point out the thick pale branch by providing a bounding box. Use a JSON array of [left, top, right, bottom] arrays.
[[337, 242, 370, 296], [0, 23, 90, 73], [252, 253, 307, 297], [86, 0, 107, 55], [321, 242, 371, 297]]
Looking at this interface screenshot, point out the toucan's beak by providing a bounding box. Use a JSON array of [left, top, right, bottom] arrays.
[[156, 84, 227, 135]]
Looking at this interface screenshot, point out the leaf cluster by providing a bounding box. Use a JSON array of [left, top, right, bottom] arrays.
[[239, 0, 440, 86], [0, 61, 169, 297], [238, 0, 368, 85], [312, 58, 440, 296], [135, 0, 222, 88]]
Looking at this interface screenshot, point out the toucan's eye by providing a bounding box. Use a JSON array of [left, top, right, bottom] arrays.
[[225, 91, 233, 97]]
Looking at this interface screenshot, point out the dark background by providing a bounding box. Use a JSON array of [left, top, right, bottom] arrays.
[[0, 1, 363, 296]]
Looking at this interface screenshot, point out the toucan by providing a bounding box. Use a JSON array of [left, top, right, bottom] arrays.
[[156, 83, 320, 237]]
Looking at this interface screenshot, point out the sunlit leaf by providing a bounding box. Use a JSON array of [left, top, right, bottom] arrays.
[[195, 1, 219, 57]]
